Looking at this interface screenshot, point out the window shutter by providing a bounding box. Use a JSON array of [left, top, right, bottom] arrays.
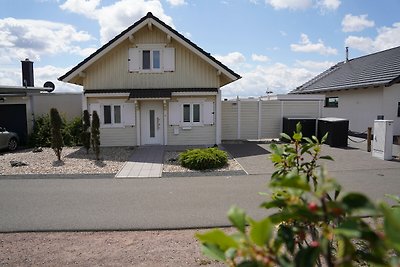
[[163, 47, 175, 72], [123, 103, 136, 126], [168, 102, 181, 125], [128, 48, 140, 72], [203, 102, 214, 125], [89, 103, 101, 124]]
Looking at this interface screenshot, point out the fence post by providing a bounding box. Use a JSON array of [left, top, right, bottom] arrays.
[[367, 127, 372, 152]]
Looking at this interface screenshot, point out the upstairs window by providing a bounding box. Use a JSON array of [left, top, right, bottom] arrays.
[[129, 46, 175, 73], [325, 97, 338, 108]]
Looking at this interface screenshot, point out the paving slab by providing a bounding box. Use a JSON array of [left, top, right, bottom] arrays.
[[115, 146, 164, 178]]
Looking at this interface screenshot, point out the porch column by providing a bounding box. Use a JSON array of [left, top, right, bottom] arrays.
[[135, 100, 141, 146], [216, 89, 222, 144], [163, 100, 168, 145]]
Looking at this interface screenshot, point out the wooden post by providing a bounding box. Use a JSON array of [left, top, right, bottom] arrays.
[[367, 127, 372, 152]]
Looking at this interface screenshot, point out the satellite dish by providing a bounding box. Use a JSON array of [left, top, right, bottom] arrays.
[[43, 81, 55, 92]]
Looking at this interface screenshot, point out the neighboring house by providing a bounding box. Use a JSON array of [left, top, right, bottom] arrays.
[[290, 46, 400, 137], [1, 59, 82, 144], [59, 12, 240, 146]]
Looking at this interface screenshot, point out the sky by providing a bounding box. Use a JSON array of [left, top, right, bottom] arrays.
[[1, 0, 400, 98]]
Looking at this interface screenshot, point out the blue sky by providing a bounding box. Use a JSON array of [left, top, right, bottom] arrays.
[[1, 0, 400, 98]]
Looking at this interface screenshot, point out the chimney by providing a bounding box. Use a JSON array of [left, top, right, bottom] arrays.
[[21, 58, 34, 87], [345, 47, 349, 62]]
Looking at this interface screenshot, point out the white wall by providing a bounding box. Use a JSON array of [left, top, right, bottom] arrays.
[[322, 85, 400, 135]]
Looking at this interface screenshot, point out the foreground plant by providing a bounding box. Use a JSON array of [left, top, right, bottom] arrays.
[[196, 123, 400, 266]]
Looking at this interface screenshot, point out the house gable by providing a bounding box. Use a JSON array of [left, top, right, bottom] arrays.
[[59, 12, 240, 89]]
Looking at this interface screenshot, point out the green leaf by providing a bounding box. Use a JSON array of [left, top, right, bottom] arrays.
[[278, 225, 295, 254], [280, 133, 292, 142], [296, 122, 302, 133], [237, 261, 260, 267], [270, 174, 310, 191], [381, 204, 400, 252], [249, 217, 273, 246], [334, 219, 362, 238], [321, 132, 329, 144], [196, 229, 238, 251], [200, 243, 226, 261], [270, 153, 283, 163], [295, 246, 320, 267], [260, 199, 287, 209], [293, 132, 302, 142], [228, 206, 246, 233], [320, 155, 334, 161], [341, 193, 375, 211]]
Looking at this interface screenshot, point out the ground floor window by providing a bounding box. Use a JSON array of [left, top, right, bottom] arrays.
[[183, 103, 201, 124], [325, 97, 338, 108], [103, 104, 122, 125]]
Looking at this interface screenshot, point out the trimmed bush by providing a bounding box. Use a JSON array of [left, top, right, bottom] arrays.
[[50, 108, 63, 161], [179, 147, 228, 170]]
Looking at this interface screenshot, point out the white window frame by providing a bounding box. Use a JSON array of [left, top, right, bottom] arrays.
[[102, 104, 123, 127], [141, 49, 162, 72], [182, 102, 203, 126]]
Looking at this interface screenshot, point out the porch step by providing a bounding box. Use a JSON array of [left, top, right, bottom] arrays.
[[115, 146, 164, 178]]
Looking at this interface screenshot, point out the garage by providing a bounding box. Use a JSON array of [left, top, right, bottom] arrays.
[[0, 104, 28, 145]]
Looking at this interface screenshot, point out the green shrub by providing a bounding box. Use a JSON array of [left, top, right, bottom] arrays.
[[91, 110, 101, 160], [81, 110, 91, 153], [50, 108, 63, 161], [29, 114, 82, 148], [179, 147, 228, 170], [197, 123, 400, 267]]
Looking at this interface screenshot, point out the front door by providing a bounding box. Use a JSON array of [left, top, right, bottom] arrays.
[[141, 101, 163, 145]]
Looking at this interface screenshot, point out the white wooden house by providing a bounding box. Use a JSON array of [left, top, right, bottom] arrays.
[[291, 46, 400, 137], [59, 12, 241, 146]]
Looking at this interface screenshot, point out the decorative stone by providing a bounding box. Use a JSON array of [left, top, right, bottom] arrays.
[[32, 147, 43, 153], [10, 160, 28, 167]]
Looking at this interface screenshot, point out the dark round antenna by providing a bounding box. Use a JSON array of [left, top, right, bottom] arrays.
[[43, 81, 55, 92]]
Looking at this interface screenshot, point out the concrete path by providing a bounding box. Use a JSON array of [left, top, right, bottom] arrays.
[[115, 146, 164, 178]]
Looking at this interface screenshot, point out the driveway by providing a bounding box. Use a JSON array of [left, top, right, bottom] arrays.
[[0, 139, 399, 232]]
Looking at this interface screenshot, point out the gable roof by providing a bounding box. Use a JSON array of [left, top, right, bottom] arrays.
[[58, 12, 241, 85], [291, 46, 400, 94]]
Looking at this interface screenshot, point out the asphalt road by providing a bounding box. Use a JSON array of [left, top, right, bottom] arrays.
[[1, 166, 399, 232]]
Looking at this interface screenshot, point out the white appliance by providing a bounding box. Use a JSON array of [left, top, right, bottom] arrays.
[[372, 120, 393, 160]]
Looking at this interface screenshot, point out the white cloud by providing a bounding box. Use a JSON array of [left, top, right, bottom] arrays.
[[222, 63, 317, 98], [345, 22, 400, 53], [317, 0, 340, 11], [0, 17, 93, 64], [265, 0, 340, 11], [266, 0, 312, 10], [215, 52, 246, 66], [251, 54, 269, 62], [290, 33, 337, 55], [295, 60, 335, 70], [60, 0, 174, 44], [0, 65, 82, 92], [342, 14, 374, 32], [166, 0, 187, 6]]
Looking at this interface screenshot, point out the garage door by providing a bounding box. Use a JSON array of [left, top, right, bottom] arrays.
[[0, 104, 28, 145]]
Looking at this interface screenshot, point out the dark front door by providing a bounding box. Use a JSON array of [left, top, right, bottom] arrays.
[[0, 104, 28, 145]]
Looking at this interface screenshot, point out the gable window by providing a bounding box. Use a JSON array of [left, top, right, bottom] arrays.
[[325, 97, 338, 108], [129, 46, 175, 73], [103, 104, 122, 125], [182, 103, 201, 124]]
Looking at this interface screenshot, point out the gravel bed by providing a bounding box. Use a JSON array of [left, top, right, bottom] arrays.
[[0, 147, 134, 175]]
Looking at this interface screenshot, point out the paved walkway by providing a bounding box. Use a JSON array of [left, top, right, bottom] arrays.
[[115, 146, 164, 178]]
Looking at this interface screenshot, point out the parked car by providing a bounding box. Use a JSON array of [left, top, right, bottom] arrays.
[[0, 127, 19, 151]]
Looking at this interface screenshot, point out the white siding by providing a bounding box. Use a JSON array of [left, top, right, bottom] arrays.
[[282, 101, 320, 118], [100, 127, 137, 147], [221, 101, 238, 140], [240, 101, 258, 139], [167, 125, 216, 145], [261, 100, 282, 138]]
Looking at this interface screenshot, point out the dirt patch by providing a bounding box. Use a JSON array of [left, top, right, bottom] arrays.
[[0, 229, 227, 267]]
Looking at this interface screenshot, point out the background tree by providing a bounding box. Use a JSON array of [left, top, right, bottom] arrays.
[[50, 108, 64, 161], [91, 110, 100, 160], [81, 110, 91, 153]]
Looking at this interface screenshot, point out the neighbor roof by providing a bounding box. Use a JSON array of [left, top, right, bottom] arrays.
[[291, 46, 400, 94], [58, 12, 240, 84]]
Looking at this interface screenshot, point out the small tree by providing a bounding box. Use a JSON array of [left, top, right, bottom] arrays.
[[50, 108, 63, 161], [81, 110, 91, 153], [91, 110, 100, 160]]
